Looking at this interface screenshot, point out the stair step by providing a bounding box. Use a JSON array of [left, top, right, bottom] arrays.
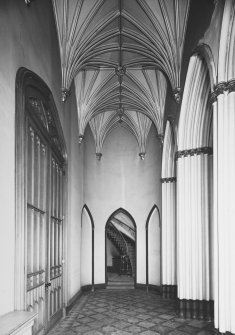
[[108, 280, 134, 285], [106, 286, 135, 290]]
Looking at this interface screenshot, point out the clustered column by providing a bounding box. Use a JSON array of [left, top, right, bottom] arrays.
[[176, 148, 213, 320], [161, 177, 177, 299], [211, 80, 235, 334]]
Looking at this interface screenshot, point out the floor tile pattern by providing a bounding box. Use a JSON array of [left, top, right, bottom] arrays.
[[48, 289, 218, 335]]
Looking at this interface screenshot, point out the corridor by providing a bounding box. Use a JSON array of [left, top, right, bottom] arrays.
[[48, 289, 215, 335]]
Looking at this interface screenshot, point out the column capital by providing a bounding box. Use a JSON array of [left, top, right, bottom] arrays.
[[210, 79, 235, 103], [160, 177, 176, 183], [175, 147, 213, 160]]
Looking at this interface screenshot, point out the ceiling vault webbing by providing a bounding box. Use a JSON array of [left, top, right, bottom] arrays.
[[52, 0, 190, 156]]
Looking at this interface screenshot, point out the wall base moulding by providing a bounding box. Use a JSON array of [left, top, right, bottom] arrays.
[[176, 299, 214, 321], [162, 285, 177, 299]]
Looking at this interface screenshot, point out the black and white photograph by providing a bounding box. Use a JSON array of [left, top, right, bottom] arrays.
[[0, 0, 234, 334]]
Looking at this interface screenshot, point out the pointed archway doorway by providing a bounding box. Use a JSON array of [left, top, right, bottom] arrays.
[[105, 209, 136, 289]]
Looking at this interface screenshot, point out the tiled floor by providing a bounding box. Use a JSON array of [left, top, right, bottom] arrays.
[[48, 289, 217, 335]]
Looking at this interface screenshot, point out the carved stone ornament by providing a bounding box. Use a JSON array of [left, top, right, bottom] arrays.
[[115, 66, 126, 77], [61, 88, 70, 102], [209, 91, 218, 104], [158, 134, 164, 145], [96, 153, 102, 161], [227, 79, 235, 93], [210, 79, 235, 103], [175, 146, 213, 160], [25, 0, 33, 6], [117, 106, 124, 116], [160, 177, 177, 183], [78, 135, 84, 144], [173, 87, 181, 104], [139, 152, 145, 160]]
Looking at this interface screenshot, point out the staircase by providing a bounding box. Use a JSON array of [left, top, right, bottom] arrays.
[[106, 273, 134, 290], [106, 223, 136, 281]]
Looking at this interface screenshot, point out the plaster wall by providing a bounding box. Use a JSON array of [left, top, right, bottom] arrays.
[[148, 208, 161, 286], [81, 209, 92, 286], [84, 124, 162, 285], [0, 0, 83, 316]]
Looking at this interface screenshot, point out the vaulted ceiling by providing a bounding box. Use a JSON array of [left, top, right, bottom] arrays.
[[52, 0, 190, 157]]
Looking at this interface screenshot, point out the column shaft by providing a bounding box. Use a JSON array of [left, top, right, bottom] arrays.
[[177, 152, 213, 319], [214, 90, 235, 333], [162, 179, 177, 298]]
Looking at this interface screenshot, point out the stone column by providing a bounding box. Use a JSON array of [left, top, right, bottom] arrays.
[[176, 148, 213, 320], [211, 81, 235, 333], [161, 177, 177, 299]]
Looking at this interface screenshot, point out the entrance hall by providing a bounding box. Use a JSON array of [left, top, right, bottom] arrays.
[[1, 1, 235, 335]]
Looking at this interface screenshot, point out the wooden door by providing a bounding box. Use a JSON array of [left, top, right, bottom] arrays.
[[47, 155, 64, 329], [25, 95, 64, 334], [26, 122, 48, 334]]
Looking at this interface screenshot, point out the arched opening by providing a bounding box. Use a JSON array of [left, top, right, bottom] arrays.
[[146, 205, 161, 292], [81, 205, 94, 291], [177, 53, 213, 320], [15, 68, 67, 334], [105, 208, 136, 289]]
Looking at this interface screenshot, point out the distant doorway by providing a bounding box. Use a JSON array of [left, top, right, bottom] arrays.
[[105, 209, 136, 289]]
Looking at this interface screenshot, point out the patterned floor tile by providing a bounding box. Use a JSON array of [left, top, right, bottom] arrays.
[[138, 321, 156, 328], [47, 289, 216, 335], [139, 331, 160, 335]]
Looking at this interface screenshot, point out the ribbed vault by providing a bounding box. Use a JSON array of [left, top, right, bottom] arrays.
[[52, 0, 190, 155]]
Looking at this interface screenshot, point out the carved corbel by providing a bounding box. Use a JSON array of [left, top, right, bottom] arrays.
[[173, 87, 181, 104], [78, 135, 84, 144], [96, 153, 102, 161], [62, 88, 70, 102]]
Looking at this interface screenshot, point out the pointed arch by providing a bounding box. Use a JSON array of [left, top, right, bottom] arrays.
[[105, 208, 137, 286], [146, 205, 161, 291], [15, 67, 67, 332], [81, 205, 94, 291], [218, 0, 235, 81], [193, 44, 216, 90], [178, 54, 212, 150]]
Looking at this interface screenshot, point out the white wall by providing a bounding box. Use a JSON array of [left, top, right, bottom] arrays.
[[81, 209, 92, 286], [0, 0, 83, 316], [84, 124, 162, 285], [66, 83, 84, 302], [148, 208, 161, 286]]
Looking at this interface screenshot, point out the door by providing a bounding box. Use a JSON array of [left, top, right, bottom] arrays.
[[25, 92, 64, 334]]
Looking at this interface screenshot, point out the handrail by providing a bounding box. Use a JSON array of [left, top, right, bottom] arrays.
[[111, 218, 135, 240], [107, 222, 129, 255]]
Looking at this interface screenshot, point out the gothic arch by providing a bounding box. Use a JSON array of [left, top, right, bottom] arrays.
[[194, 44, 216, 90], [15, 67, 67, 332], [105, 208, 137, 285], [81, 205, 94, 291], [106, 208, 137, 229], [178, 54, 212, 149], [218, 0, 235, 81], [146, 205, 161, 291]]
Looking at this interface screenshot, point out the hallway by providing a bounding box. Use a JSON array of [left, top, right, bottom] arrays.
[[48, 289, 215, 335]]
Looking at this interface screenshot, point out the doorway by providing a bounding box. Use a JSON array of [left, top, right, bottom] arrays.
[[15, 68, 67, 335], [105, 209, 136, 289]]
